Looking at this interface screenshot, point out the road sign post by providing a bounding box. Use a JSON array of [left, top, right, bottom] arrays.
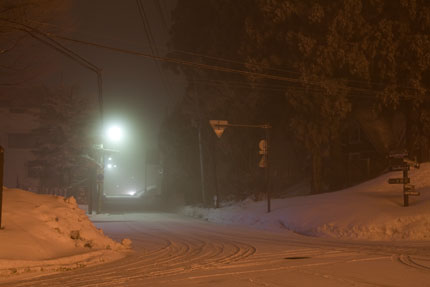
[[403, 167, 409, 207], [212, 141, 220, 208], [264, 127, 270, 213], [198, 122, 207, 205], [210, 120, 272, 212], [388, 178, 410, 184], [0, 146, 3, 229], [404, 184, 419, 196], [387, 150, 420, 207]]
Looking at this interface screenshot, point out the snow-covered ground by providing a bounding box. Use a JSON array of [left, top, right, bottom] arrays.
[[2, 163, 430, 285], [182, 163, 430, 241], [0, 188, 131, 279]]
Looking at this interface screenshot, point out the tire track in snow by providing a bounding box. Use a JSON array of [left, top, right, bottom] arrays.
[[2, 221, 257, 286], [395, 254, 430, 272], [3, 214, 430, 287]]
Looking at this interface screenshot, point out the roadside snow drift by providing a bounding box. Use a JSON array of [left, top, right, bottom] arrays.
[[0, 188, 130, 277], [182, 163, 430, 241]]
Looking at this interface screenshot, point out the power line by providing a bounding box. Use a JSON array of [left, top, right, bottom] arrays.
[[46, 33, 327, 86], [3, 20, 427, 100], [0, 18, 104, 120], [136, 0, 172, 106], [47, 34, 429, 99], [25, 18, 304, 79], [21, 18, 429, 94]]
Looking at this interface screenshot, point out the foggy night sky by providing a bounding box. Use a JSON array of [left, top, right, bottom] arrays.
[[1, 0, 183, 193], [57, 0, 181, 146]]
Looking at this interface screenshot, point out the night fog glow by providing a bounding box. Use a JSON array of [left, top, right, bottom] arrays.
[[2, 0, 430, 285], [106, 125, 124, 142]]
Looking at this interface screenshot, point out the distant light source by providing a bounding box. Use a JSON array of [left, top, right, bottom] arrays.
[[128, 190, 136, 196], [106, 125, 123, 142], [108, 157, 112, 161], [107, 163, 113, 169]]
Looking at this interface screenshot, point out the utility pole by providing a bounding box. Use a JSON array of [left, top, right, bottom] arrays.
[[0, 146, 3, 229], [144, 150, 148, 194], [96, 151, 104, 214]]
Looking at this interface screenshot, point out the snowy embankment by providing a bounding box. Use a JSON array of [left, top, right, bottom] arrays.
[[182, 163, 430, 241], [0, 189, 131, 278]]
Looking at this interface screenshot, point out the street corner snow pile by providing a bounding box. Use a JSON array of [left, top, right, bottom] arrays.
[[182, 163, 430, 241], [0, 188, 131, 278]]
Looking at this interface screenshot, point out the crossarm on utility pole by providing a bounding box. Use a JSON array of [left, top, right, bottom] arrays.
[[214, 123, 271, 129]]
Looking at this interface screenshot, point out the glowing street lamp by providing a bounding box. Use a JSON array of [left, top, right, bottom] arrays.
[[106, 125, 124, 143], [106, 163, 118, 169]]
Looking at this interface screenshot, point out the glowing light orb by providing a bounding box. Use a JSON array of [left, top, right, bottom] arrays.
[[107, 125, 123, 142]]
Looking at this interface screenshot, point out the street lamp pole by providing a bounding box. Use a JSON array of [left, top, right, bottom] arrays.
[[95, 72, 104, 214]]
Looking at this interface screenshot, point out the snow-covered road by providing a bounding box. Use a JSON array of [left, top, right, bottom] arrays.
[[4, 213, 430, 287]]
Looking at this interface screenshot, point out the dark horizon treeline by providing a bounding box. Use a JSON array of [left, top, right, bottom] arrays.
[[158, 0, 430, 205]]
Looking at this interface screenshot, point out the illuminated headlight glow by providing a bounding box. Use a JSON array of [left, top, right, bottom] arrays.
[[128, 190, 136, 196]]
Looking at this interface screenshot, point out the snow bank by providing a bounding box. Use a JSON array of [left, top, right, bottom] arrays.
[[181, 163, 430, 241], [0, 188, 131, 278]]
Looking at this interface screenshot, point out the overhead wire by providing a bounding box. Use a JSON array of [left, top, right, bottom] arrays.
[[184, 78, 380, 99], [0, 18, 104, 119], [46, 33, 430, 101], [43, 34, 331, 86], [11, 16, 430, 95], [2, 19, 427, 101], [136, 0, 172, 105], [27, 18, 305, 79], [21, 20, 312, 84], [22, 19, 420, 94]]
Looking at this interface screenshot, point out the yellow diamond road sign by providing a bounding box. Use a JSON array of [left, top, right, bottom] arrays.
[[210, 120, 228, 138], [259, 155, 267, 168]]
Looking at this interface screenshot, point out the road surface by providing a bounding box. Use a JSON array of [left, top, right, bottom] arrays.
[[3, 212, 430, 286]]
